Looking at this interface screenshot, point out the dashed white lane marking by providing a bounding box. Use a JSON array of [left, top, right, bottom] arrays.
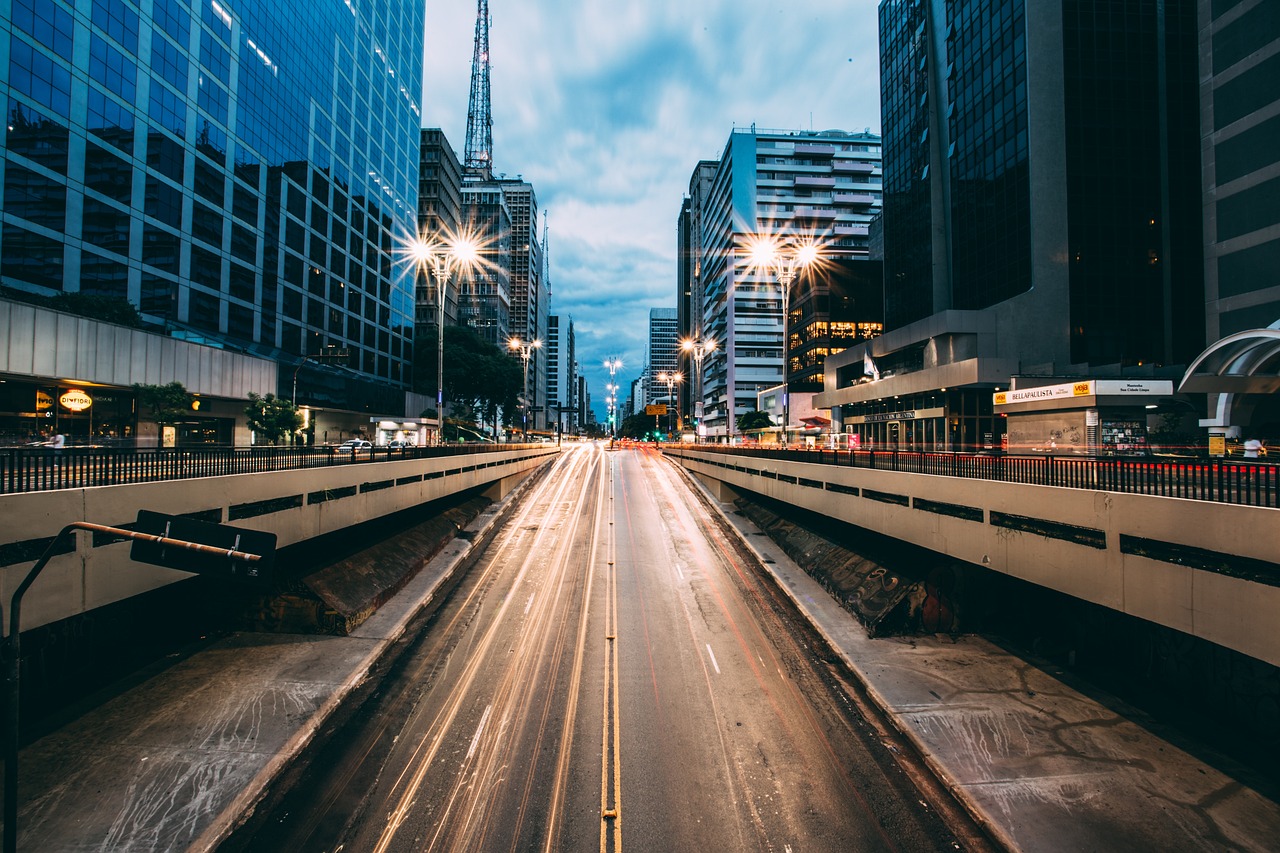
[[706, 643, 721, 675]]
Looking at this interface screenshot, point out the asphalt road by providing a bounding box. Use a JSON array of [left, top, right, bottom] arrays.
[[227, 442, 962, 852]]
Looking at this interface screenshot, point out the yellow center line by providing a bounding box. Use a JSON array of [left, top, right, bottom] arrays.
[[600, 454, 622, 853]]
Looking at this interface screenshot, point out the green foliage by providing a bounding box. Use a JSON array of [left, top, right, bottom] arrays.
[[132, 381, 191, 426], [414, 325, 522, 432], [737, 409, 775, 433], [244, 392, 302, 444]]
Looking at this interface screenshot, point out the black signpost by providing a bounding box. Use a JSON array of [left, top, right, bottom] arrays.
[[2, 512, 275, 853]]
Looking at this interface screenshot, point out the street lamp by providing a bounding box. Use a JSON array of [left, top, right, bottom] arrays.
[[656, 371, 683, 439], [508, 336, 542, 441], [744, 235, 823, 447], [410, 230, 481, 445], [604, 358, 622, 442], [680, 336, 716, 444]]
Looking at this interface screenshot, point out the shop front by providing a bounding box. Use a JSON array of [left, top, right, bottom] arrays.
[[995, 379, 1174, 456], [0, 378, 137, 447], [836, 389, 1005, 453]]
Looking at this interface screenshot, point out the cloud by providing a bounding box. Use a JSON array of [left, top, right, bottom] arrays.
[[424, 0, 880, 419]]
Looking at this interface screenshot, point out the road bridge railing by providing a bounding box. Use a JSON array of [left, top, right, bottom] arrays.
[[671, 446, 1278, 508], [0, 443, 546, 495]]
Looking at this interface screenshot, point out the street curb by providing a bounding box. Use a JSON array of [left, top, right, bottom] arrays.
[[670, 458, 1013, 852], [191, 458, 555, 851]]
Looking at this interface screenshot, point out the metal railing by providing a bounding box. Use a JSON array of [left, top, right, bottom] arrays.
[[666, 445, 1280, 509], [0, 443, 551, 495]]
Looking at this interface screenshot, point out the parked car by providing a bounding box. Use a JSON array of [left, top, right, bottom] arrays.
[[335, 439, 372, 453], [387, 439, 414, 449]]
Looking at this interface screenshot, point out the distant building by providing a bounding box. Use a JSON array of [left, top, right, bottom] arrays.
[[646, 308, 679, 404], [817, 1, 1204, 453], [0, 0, 425, 445], [548, 314, 577, 433], [684, 127, 883, 440]]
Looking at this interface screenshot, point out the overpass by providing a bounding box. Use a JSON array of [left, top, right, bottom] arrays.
[[665, 446, 1280, 668], [0, 445, 558, 633]]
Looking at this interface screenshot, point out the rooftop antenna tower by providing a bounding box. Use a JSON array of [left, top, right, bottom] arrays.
[[542, 211, 551, 302], [464, 0, 494, 180]]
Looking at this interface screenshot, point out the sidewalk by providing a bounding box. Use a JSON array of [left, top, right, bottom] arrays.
[[8, 461, 1280, 851], [694, 476, 1280, 852]]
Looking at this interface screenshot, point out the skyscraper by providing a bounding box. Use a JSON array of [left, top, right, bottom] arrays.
[[816, 0, 1204, 452], [686, 127, 883, 439], [0, 0, 424, 427]]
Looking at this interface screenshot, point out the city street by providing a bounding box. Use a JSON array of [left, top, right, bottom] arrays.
[[230, 442, 960, 851]]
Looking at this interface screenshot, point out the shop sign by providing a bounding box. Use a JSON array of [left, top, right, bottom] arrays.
[[36, 390, 53, 411], [59, 389, 93, 412], [994, 381, 1092, 406], [864, 410, 915, 422], [1093, 380, 1173, 396]]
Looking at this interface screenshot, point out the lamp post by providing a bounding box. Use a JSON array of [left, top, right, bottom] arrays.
[[410, 232, 480, 445], [745, 235, 821, 448], [656, 371, 682, 438], [508, 336, 542, 441], [604, 358, 622, 442], [680, 336, 716, 444]]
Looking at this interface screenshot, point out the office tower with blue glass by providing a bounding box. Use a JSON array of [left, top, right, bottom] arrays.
[[0, 0, 424, 443]]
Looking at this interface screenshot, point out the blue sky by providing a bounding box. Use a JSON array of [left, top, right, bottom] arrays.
[[423, 1, 881, 420]]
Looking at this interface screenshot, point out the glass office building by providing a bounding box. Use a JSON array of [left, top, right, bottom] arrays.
[[1, 0, 423, 413]]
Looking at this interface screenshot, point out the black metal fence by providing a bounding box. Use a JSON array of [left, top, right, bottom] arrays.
[[667, 446, 1280, 509], [0, 443, 550, 495]]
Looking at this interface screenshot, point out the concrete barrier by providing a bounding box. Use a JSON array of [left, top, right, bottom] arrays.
[[0, 448, 557, 632]]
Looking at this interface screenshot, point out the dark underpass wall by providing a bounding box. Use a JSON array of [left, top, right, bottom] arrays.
[[732, 487, 1280, 778]]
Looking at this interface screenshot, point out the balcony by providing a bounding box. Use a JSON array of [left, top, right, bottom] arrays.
[[794, 143, 836, 157], [794, 175, 837, 189], [833, 160, 875, 174], [794, 206, 839, 219], [833, 192, 878, 206]]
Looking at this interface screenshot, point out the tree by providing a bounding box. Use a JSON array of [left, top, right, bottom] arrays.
[[244, 392, 302, 445], [737, 409, 775, 433], [415, 325, 522, 435], [133, 382, 191, 426]]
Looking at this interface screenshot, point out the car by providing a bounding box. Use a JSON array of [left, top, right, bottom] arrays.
[[387, 439, 414, 449], [335, 439, 372, 453]]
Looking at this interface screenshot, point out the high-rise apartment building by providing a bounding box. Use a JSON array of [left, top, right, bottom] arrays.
[[677, 161, 717, 421], [0, 0, 424, 433], [817, 0, 1204, 452], [685, 127, 882, 439]]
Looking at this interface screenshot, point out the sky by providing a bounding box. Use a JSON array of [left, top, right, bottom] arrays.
[[422, 1, 882, 421]]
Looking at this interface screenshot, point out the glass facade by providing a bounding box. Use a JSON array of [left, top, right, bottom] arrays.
[[1063, 0, 1202, 367], [1, 0, 423, 411], [879, 0, 935, 329]]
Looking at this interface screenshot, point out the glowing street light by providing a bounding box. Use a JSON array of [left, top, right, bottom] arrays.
[[680, 336, 716, 444], [604, 358, 623, 442], [656, 370, 683, 438], [507, 336, 542, 441], [742, 234, 824, 446], [408, 228, 482, 444]]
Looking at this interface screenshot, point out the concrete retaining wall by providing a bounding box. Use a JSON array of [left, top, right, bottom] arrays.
[[668, 448, 1280, 667], [0, 448, 557, 632]]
